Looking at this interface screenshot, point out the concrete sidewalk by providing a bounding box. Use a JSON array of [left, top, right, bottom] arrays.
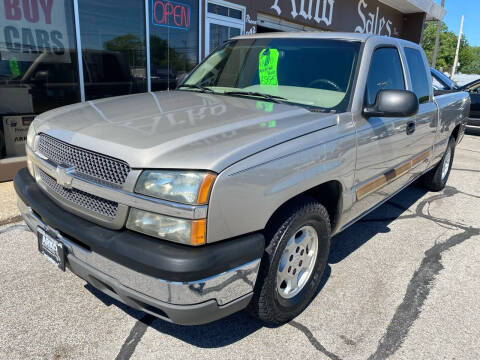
[[0, 181, 21, 226]]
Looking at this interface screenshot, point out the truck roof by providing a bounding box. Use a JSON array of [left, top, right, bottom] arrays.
[[235, 32, 371, 42], [234, 32, 420, 47]]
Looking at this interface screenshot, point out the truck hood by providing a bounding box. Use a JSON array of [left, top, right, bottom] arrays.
[[35, 91, 338, 172]]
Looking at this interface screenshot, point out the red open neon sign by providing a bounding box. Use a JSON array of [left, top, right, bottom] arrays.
[[152, 0, 190, 30]]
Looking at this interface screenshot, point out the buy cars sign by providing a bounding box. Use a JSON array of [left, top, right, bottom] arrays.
[[0, 0, 70, 61]]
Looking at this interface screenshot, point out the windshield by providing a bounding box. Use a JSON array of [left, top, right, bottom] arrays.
[[181, 38, 361, 112]]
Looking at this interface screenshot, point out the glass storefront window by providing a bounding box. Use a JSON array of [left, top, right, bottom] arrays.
[[78, 0, 147, 100], [207, 3, 242, 19], [0, 0, 80, 159], [209, 23, 241, 54], [1, 0, 200, 177], [149, 0, 200, 91], [205, 1, 244, 55]]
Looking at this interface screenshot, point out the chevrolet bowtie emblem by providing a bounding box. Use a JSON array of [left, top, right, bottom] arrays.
[[56, 165, 75, 188]]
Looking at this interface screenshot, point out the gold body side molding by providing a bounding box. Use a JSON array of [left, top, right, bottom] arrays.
[[356, 150, 431, 200]]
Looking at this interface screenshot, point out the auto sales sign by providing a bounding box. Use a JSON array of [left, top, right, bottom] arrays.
[[0, 0, 70, 61]]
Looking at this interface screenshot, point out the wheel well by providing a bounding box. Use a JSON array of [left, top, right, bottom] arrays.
[[451, 124, 461, 142], [264, 181, 342, 236]]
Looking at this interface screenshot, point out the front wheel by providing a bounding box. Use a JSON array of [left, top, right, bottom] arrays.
[[422, 137, 456, 191], [248, 198, 331, 325]]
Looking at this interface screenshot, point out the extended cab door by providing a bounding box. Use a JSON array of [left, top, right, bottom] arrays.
[[401, 47, 438, 180], [351, 46, 415, 218]]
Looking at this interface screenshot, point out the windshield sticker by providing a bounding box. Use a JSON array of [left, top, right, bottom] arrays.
[[259, 48, 279, 86]]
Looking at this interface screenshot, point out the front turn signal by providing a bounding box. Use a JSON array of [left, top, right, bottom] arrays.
[[197, 173, 217, 204], [191, 219, 207, 246]]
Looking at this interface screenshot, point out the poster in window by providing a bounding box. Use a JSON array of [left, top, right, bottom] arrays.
[[0, 0, 70, 63]]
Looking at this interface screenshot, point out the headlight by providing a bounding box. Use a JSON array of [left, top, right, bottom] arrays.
[[135, 170, 216, 205], [126, 209, 206, 246], [26, 123, 36, 149]]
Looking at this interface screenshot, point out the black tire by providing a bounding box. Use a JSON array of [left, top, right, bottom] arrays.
[[248, 197, 331, 325], [422, 137, 456, 192]]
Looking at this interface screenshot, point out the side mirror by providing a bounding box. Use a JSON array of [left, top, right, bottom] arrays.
[[363, 89, 419, 118]]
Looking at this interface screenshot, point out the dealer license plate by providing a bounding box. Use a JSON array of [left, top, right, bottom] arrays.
[[37, 227, 65, 271]]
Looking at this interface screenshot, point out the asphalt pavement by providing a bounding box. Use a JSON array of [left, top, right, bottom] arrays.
[[1, 133, 479, 360]]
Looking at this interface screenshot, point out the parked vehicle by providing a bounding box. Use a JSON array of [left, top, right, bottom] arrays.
[[430, 67, 460, 95], [462, 79, 480, 128], [430, 68, 479, 128], [15, 33, 470, 325]]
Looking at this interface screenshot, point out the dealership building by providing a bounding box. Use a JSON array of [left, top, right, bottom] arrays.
[[0, 0, 445, 181]]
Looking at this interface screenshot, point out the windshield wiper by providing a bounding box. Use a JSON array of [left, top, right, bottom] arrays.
[[223, 91, 287, 103], [177, 84, 214, 93]]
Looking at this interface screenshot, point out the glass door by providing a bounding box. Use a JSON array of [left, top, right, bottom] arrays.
[[205, 1, 244, 55]]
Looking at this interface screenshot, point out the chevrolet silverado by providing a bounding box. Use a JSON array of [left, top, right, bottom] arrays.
[[15, 33, 470, 325]]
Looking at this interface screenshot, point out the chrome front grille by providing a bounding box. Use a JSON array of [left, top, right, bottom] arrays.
[[39, 169, 118, 219], [38, 134, 130, 186]]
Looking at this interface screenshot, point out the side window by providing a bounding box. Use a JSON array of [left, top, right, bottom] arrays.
[[471, 84, 480, 94], [365, 48, 405, 105], [405, 48, 431, 103]]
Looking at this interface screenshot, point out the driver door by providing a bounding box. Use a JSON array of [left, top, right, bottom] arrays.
[[350, 47, 414, 219]]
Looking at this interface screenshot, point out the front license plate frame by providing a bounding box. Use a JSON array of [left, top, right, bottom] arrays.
[[37, 227, 66, 271]]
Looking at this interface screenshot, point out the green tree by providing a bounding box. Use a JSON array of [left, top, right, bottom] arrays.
[[149, 35, 195, 72], [459, 40, 474, 73], [461, 46, 480, 74], [422, 21, 473, 73], [104, 34, 145, 67]]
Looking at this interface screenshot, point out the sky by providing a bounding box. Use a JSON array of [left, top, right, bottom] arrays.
[[435, 0, 480, 46]]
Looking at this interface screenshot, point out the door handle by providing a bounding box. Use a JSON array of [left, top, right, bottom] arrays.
[[406, 121, 416, 135]]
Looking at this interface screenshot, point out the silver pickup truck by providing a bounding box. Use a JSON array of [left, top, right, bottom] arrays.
[[15, 33, 470, 325]]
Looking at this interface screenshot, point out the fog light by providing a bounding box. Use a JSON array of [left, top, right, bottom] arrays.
[[126, 209, 206, 246]]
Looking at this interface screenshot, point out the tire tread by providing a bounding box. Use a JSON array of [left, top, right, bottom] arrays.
[[422, 137, 455, 192], [248, 196, 331, 324]]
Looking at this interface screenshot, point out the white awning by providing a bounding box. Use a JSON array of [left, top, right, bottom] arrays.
[[379, 0, 446, 21]]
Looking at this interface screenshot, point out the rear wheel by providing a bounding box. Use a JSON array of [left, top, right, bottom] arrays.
[[422, 137, 456, 191], [248, 197, 331, 325]]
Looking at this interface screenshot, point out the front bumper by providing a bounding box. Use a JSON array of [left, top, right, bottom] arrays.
[[15, 169, 265, 325]]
